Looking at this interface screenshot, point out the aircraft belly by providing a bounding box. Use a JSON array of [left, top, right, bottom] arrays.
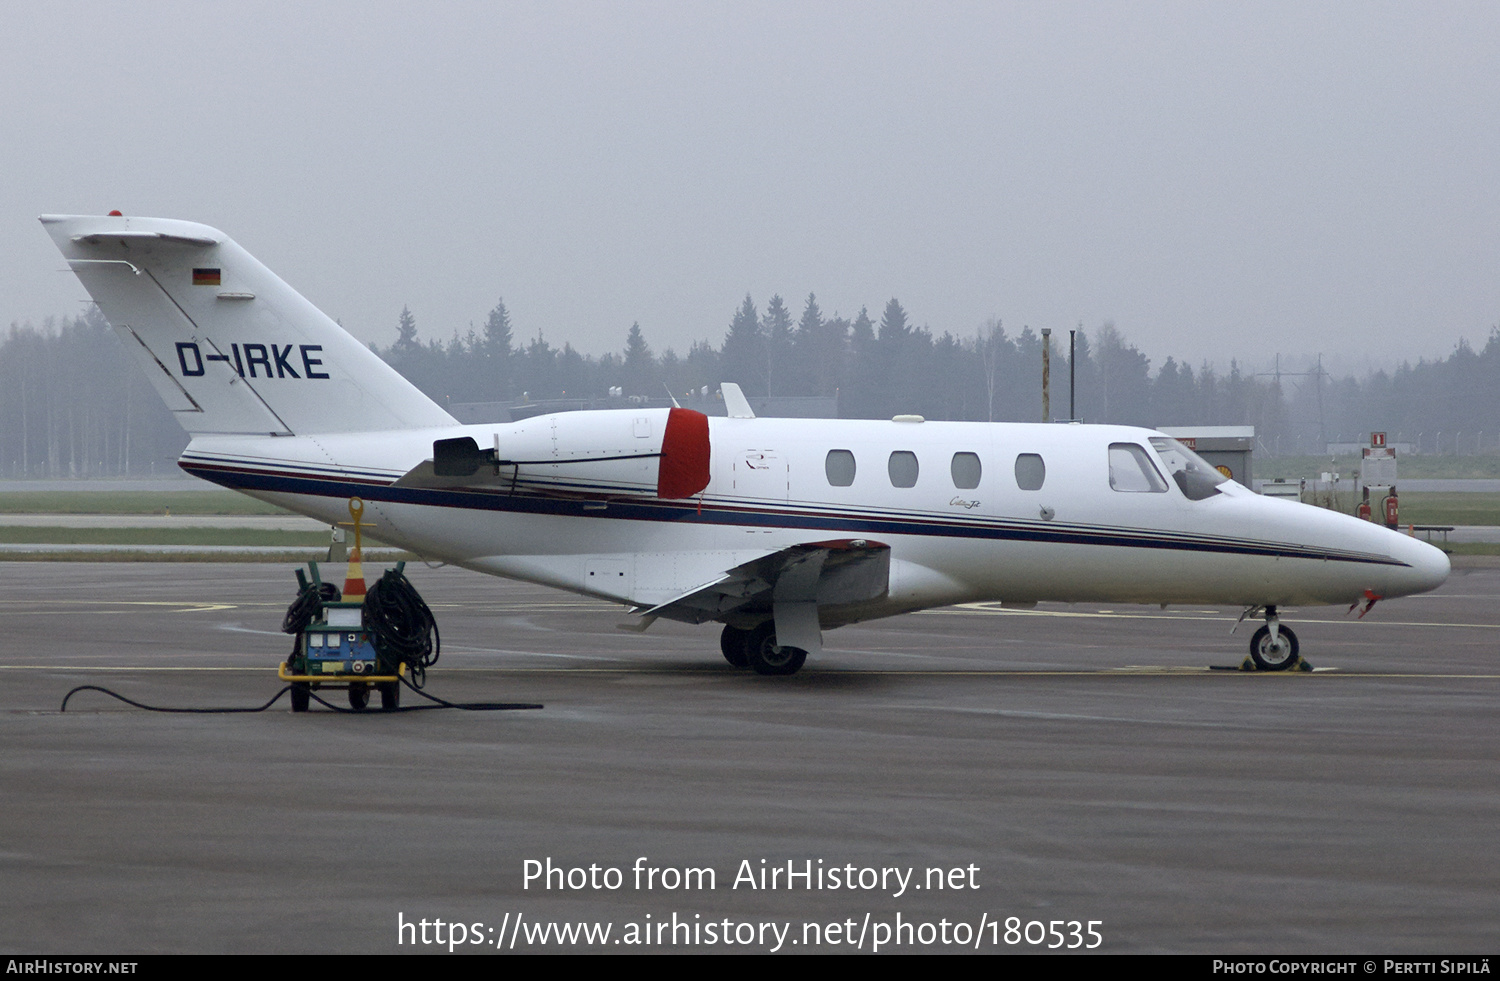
[[463, 548, 775, 606], [383, 506, 711, 557], [252, 491, 350, 529], [887, 530, 1385, 608], [369, 504, 759, 606]]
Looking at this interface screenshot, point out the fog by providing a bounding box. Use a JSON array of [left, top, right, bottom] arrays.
[[3, 2, 1497, 373]]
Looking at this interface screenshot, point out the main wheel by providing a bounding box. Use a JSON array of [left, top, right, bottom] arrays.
[[348, 683, 370, 711], [290, 682, 310, 713], [745, 622, 808, 676], [378, 681, 400, 711], [719, 625, 751, 668], [1249, 624, 1300, 671]]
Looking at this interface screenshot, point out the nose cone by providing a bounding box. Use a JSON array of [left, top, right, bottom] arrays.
[[1383, 532, 1451, 597]]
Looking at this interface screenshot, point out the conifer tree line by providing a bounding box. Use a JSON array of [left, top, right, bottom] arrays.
[[3, 296, 1499, 477], [383, 294, 1297, 430], [0, 308, 187, 479]]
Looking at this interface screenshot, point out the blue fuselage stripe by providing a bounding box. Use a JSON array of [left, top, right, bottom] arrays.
[[180, 461, 1405, 568]]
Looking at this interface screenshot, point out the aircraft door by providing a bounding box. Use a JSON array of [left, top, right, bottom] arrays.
[[730, 449, 789, 505]]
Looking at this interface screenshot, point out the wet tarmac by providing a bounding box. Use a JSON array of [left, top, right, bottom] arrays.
[[2, 562, 1497, 954]]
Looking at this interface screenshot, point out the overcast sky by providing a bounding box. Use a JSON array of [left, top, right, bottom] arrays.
[[4, 1, 1498, 376]]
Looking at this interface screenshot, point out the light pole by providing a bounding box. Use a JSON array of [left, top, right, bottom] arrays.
[[1069, 327, 1077, 421], [1040, 328, 1051, 423]]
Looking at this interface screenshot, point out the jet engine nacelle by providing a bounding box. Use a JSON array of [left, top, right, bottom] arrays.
[[427, 406, 710, 501]]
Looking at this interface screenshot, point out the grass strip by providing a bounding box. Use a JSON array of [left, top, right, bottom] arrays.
[[1304, 492, 1500, 526], [0, 527, 347, 547], [1258, 454, 1500, 480], [0, 550, 417, 563], [0, 491, 291, 515]]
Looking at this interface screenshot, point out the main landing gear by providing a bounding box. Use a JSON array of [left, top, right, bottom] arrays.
[[720, 625, 751, 668], [720, 623, 808, 676], [1247, 605, 1301, 671]]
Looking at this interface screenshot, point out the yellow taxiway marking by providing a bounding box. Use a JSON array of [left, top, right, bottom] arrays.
[[931, 603, 1497, 630], [0, 666, 263, 672], [0, 600, 239, 613]]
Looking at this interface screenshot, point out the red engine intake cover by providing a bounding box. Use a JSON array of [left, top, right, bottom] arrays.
[[657, 407, 711, 499]]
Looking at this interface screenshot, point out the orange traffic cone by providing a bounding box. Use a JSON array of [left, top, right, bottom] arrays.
[[343, 544, 367, 602], [342, 497, 370, 601]]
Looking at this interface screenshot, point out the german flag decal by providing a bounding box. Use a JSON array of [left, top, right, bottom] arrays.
[[192, 268, 221, 286]]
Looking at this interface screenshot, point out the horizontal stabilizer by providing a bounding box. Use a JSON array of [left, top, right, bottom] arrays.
[[71, 229, 220, 247]]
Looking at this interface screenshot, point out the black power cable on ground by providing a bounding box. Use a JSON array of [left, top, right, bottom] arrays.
[[60, 685, 297, 714], [59, 682, 542, 714]]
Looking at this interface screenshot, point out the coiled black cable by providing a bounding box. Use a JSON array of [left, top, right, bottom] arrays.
[[281, 581, 341, 634], [362, 566, 439, 684]]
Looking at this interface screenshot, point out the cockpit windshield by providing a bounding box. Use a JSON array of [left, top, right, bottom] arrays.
[[1149, 437, 1229, 501]]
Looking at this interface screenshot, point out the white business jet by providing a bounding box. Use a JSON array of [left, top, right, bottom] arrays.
[[42, 214, 1449, 675]]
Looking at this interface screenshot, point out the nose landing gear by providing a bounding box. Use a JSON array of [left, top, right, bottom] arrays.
[[1245, 605, 1302, 671]]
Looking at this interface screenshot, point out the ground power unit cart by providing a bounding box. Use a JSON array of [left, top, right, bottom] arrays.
[[278, 561, 436, 712]]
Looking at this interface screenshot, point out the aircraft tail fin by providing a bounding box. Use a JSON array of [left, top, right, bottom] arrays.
[[40, 214, 456, 436]]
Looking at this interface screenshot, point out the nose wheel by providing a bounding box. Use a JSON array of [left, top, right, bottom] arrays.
[[1249, 624, 1300, 670], [1247, 605, 1300, 671]]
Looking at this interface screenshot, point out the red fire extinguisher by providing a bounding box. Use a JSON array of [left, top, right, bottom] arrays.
[[1357, 490, 1372, 522], [1383, 489, 1399, 530]]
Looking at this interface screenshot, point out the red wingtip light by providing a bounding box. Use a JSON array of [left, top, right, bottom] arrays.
[[107, 210, 123, 216]]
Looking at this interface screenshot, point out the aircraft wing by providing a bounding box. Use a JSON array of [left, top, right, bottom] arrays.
[[633, 539, 891, 630]]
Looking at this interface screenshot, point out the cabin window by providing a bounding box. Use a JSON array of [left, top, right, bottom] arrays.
[[888, 451, 919, 488], [1109, 443, 1169, 493], [825, 449, 856, 487], [1014, 453, 1045, 490], [951, 452, 981, 489]]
